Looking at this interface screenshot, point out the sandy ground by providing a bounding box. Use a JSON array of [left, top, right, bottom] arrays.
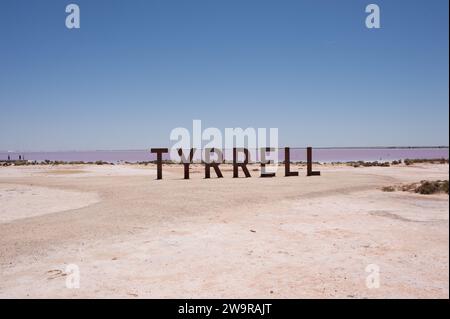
[[0, 163, 448, 298], [0, 184, 100, 223]]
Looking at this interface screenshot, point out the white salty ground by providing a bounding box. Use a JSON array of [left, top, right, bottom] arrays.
[[0, 163, 448, 298]]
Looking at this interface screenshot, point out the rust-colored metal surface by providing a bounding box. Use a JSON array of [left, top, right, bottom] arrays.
[[150, 148, 168, 180], [178, 148, 196, 179], [151, 147, 321, 180], [205, 148, 224, 178], [260, 147, 275, 178], [284, 147, 299, 177], [307, 147, 321, 176], [233, 148, 251, 178]]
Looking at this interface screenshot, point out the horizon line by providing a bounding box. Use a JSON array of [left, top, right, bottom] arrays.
[[1, 146, 449, 153]]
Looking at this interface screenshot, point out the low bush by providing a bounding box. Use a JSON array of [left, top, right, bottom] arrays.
[[381, 186, 396, 192], [383, 180, 449, 195], [415, 180, 449, 195], [404, 158, 448, 165]]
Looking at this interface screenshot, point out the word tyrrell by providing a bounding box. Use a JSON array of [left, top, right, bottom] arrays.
[[150, 147, 320, 180]]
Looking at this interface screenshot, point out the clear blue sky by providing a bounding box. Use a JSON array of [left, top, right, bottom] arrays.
[[0, 0, 448, 151]]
